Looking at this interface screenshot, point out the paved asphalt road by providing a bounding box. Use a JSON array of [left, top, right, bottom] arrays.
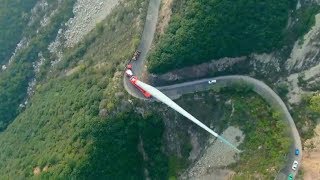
[[123, 0, 302, 179], [123, 0, 161, 99]]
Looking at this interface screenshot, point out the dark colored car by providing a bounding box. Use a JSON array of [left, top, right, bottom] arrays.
[[295, 149, 299, 156], [132, 50, 141, 61]]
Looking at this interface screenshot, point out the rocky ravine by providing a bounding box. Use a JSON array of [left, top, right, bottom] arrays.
[[286, 13, 320, 104], [180, 126, 244, 180]]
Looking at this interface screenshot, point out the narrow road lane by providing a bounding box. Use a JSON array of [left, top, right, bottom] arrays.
[[123, 0, 161, 99]]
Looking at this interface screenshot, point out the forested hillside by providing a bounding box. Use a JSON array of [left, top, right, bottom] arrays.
[[148, 0, 296, 73], [0, 0, 76, 131], [0, 0, 37, 64], [1, 0, 315, 178], [77, 112, 168, 179], [0, 0, 168, 178]]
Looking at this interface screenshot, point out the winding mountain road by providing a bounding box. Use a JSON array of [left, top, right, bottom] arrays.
[[123, 0, 302, 179]]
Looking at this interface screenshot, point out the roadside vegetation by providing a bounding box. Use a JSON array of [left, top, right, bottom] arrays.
[[222, 87, 290, 179], [309, 94, 320, 113], [291, 94, 320, 141], [148, 0, 296, 73]]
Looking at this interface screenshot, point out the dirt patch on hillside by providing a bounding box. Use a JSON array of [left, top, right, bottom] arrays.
[[66, 65, 83, 76], [302, 125, 320, 180], [302, 151, 320, 180], [33, 167, 41, 176], [156, 0, 173, 35], [180, 126, 244, 179]]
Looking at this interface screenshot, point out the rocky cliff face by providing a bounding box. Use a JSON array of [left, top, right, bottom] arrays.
[[286, 13, 320, 104]]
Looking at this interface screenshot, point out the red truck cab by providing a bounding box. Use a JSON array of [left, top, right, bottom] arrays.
[[129, 76, 151, 98]]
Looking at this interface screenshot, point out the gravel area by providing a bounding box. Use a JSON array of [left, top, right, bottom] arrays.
[[48, 0, 120, 66], [64, 0, 120, 47], [180, 126, 244, 180]]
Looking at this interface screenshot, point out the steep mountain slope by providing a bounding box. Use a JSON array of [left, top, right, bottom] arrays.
[[0, 0, 169, 178], [0, 0, 76, 131], [0, 0, 38, 64]]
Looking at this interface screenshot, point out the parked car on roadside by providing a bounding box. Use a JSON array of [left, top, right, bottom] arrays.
[[132, 50, 141, 61], [292, 160, 299, 171]]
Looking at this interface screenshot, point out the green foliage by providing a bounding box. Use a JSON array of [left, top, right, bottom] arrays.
[[0, 0, 38, 64], [0, 0, 76, 131], [0, 75, 104, 178], [148, 0, 295, 73], [310, 94, 320, 113], [139, 114, 169, 179], [0, 75, 168, 178], [173, 87, 290, 178], [168, 156, 187, 178], [275, 82, 289, 99], [77, 112, 168, 179], [291, 95, 319, 140], [229, 93, 291, 178]]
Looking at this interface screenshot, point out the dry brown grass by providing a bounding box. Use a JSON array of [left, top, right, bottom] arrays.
[[156, 0, 173, 35], [303, 125, 320, 180]]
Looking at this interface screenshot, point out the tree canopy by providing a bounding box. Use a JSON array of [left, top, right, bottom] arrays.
[[148, 0, 296, 73], [310, 94, 320, 113]]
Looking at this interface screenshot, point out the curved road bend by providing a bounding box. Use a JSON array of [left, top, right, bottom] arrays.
[[157, 76, 302, 179], [122, 0, 302, 179]]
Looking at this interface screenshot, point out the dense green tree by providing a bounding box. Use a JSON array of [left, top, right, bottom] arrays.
[[310, 94, 320, 113], [76, 113, 168, 179]]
